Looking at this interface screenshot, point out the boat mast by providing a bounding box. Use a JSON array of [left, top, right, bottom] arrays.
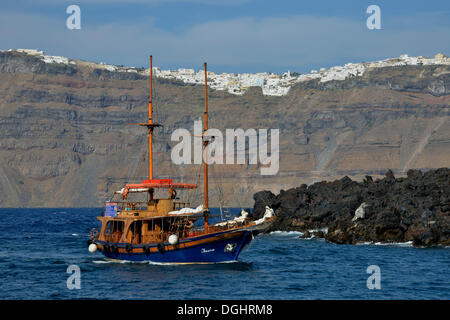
[[203, 62, 208, 210], [148, 55, 154, 180], [139, 55, 160, 200], [203, 62, 209, 231]]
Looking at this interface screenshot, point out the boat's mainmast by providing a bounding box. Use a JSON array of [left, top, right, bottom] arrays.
[[148, 55, 154, 180]]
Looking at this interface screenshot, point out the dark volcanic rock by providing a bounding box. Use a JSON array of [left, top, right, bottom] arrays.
[[252, 168, 450, 247]]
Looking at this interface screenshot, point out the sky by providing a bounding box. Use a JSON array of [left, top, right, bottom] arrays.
[[0, 0, 449, 74]]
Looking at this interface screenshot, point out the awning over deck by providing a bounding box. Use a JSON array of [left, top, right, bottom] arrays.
[[116, 179, 198, 197]]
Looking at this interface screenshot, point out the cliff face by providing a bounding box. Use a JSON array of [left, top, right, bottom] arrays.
[[0, 50, 449, 207]]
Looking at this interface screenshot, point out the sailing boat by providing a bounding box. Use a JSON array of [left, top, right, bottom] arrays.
[[87, 57, 275, 264]]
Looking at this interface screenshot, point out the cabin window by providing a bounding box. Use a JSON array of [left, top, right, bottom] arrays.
[[127, 221, 143, 244], [105, 220, 124, 242]]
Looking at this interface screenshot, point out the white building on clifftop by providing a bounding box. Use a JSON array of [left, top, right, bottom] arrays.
[[6, 49, 450, 96]]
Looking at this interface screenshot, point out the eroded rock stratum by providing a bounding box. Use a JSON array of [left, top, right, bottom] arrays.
[[0, 50, 449, 207]]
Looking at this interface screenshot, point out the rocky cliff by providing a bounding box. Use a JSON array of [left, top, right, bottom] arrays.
[[0, 50, 449, 207]]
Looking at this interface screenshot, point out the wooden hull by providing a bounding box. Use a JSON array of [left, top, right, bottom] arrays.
[[93, 229, 255, 264]]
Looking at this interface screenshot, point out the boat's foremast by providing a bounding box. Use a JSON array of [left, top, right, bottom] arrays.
[[148, 55, 154, 181], [203, 62, 209, 231]]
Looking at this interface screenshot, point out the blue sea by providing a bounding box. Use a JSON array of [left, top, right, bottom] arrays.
[[0, 208, 448, 300]]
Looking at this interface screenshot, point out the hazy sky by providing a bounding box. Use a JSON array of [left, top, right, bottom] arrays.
[[1, 0, 449, 73]]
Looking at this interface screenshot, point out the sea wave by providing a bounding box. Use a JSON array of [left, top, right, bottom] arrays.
[[147, 260, 238, 266], [92, 259, 238, 266], [308, 227, 329, 234], [299, 236, 326, 241], [355, 241, 414, 247], [269, 231, 304, 237], [93, 259, 153, 265], [92, 260, 119, 264], [374, 241, 414, 247]]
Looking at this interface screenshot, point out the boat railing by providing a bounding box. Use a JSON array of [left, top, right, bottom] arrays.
[[115, 201, 194, 213], [90, 228, 99, 240], [192, 226, 205, 234], [120, 201, 147, 211], [173, 201, 190, 210]]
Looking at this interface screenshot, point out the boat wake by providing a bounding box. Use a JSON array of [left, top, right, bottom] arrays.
[[92, 259, 240, 266], [92, 259, 142, 264]]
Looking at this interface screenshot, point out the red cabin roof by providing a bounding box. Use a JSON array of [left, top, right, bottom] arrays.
[[138, 179, 197, 189], [119, 179, 198, 198]]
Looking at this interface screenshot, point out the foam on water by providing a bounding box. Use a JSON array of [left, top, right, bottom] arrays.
[[299, 236, 326, 241], [308, 227, 329, 234], [269, 231, 304, 237], [93, 259, 149, 264], [374, 241, 414, 247], [355, 242, 373, 246], [92, 258, 238, 266], [355, 241, 415, 247], [146, 260, 238, 266], [92, 260, 115, 264]]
